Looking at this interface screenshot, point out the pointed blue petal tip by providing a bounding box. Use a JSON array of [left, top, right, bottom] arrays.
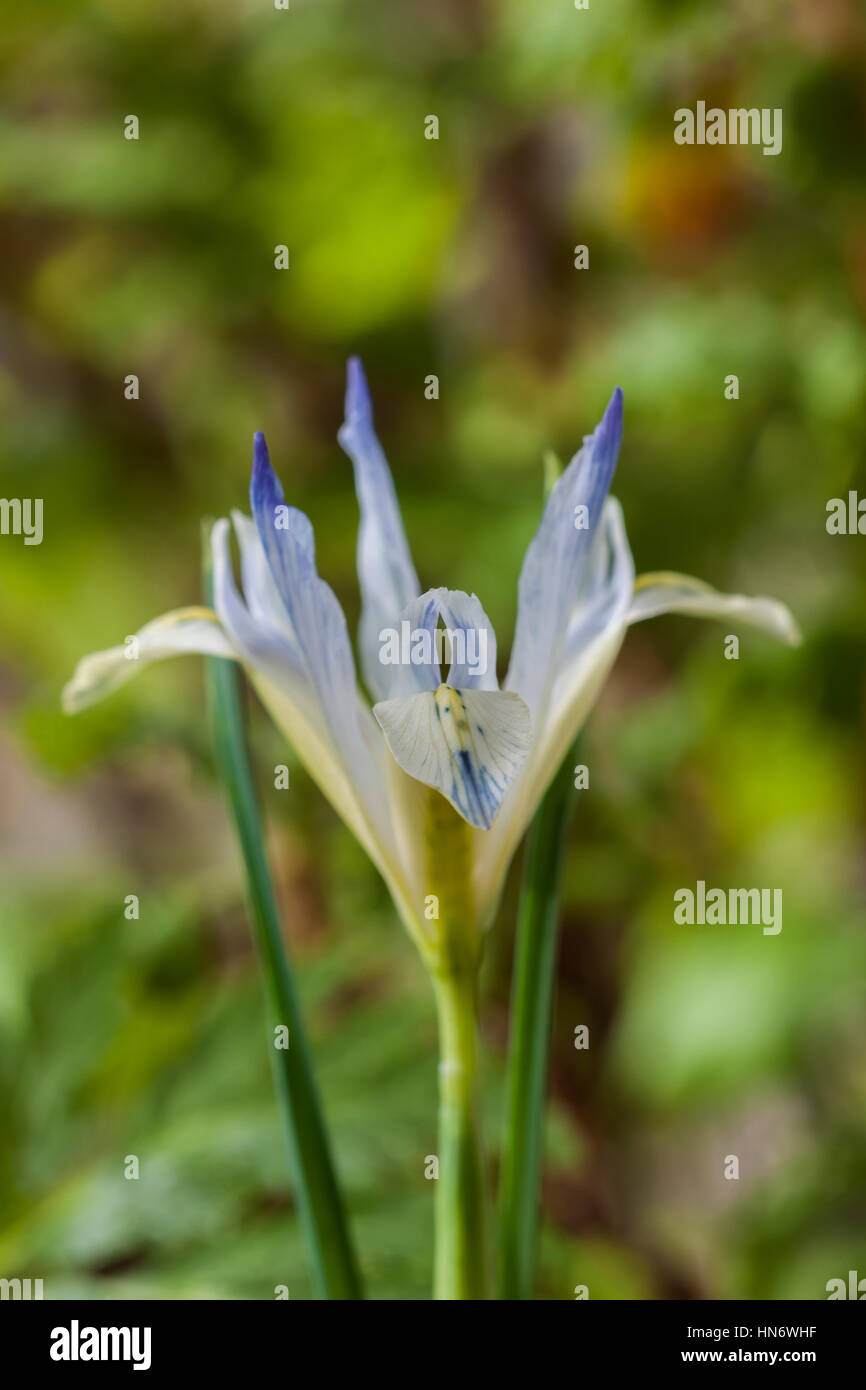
[[252, 430, 271, 479], [594, 386, 623, 466], [604, 385, 623, 431], [250, 431, 284, 516], [345, 355, 373, 428]]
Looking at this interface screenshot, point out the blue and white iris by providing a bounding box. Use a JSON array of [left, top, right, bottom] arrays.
[[64, 360, 798, 939]]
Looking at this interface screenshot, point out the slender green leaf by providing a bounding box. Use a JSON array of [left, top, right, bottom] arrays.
[[496, 743, 577, 1300], [202, 530, 363, 1300]]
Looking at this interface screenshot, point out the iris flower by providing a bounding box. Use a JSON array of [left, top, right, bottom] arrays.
[[64, 360, 798, 1297]]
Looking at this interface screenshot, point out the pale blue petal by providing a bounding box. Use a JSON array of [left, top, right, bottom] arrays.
[[473, 497, 634, 901], [560, 498, 635, 666], [249, 432, 373, 763], [337, 357, 421, 700], [230, 510, 303, 658], [506, 387, 623, 718], [212, 517, 308, 690], [213, 520, 407, 892]]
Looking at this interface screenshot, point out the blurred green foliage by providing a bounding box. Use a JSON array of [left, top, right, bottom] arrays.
[[1, 0, 865, 1299]]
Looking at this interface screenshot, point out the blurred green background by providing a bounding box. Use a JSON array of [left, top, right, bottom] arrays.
[[1, 0, 865, 1300]]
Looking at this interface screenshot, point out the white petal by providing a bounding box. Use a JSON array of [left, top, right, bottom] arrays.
[[628, 572, 801, 645], [374, 684, 531, 831], [62, 608, 235, 714], [337, 358, 421, 700], [248, 668, 421, 934]]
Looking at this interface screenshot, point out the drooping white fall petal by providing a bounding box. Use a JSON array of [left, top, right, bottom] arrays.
[[627, 571, 801, 644], [375, 684, 531, 832], [62, 607, 235, 714]]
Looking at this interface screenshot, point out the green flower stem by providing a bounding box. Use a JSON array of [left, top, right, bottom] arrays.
[[432, 967, 488, 1300], [496, 741, 577, 1300], [423, 786, 489, 1300], [203, 533, 363, 1301]]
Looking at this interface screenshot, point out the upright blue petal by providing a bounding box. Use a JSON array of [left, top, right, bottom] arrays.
[[337, 358, 421, 700], [506, 388, 623, 718]]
